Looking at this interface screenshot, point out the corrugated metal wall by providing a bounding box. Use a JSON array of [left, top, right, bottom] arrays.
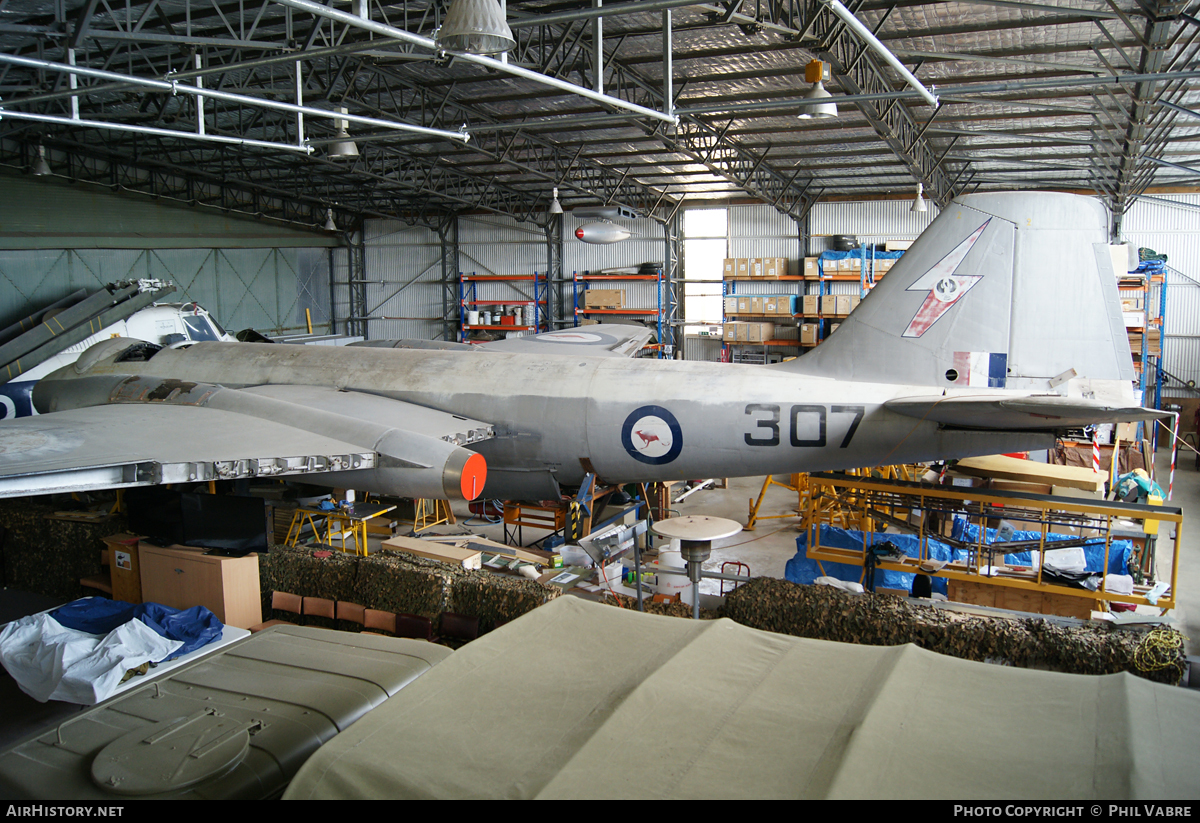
[[362, 221, 443, 341], [1122, 195, 1200, 398], [0, 247, 329, 336]]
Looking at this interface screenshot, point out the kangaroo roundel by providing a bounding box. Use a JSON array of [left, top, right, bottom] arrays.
[[621, 405, 683, 465]]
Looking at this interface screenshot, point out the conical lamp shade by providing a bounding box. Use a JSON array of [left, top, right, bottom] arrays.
[[437, 0, 514, 55], [797, 81, 837, 120]]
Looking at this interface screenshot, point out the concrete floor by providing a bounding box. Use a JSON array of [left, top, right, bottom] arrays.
[[449, 456, 1200, 652]]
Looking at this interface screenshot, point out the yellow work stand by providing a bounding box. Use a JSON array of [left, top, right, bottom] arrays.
[[285, 504, 397, 556]]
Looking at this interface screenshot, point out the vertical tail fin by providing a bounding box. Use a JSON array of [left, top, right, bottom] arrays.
[[776, 192, 1134, 394]]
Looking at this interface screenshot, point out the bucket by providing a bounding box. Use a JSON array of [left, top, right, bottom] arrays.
[[655, 540, 695, 605], [513, 307, 523, 326], [467, 310, 480, 326]]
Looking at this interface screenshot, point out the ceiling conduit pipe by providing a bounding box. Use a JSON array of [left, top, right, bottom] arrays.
[[271, 0, 679, 126]]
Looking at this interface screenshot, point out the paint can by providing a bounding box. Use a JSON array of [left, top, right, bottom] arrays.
[[513, 307, 523, 326], [481, 311, 492, 326], [467, 310, 480, 326]]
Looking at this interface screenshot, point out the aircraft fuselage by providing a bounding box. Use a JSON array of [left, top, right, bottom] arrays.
[[55, 341, 1051, 497]]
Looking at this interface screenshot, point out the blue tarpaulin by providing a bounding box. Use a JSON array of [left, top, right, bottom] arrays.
[[788, 523, 1131, 594], [50, 599, 224, 661]]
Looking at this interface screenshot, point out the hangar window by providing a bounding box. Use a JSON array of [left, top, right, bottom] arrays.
[[683, 207, 728, 331]]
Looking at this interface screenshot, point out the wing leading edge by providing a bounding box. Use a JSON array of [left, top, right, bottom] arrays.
[[0, 382, 494, 500]]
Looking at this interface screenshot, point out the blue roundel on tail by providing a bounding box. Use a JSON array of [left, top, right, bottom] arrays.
[[621, 405, 683, 465]]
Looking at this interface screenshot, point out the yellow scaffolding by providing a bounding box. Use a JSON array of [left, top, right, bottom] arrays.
[[745, 464, 924, 531], [803, 472, 1182, 613]]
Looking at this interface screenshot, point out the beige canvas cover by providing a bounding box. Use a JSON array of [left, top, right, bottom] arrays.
[[285, 597, 1200, 800]]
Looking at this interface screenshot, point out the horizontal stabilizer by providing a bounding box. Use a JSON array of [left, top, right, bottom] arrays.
[[478, 324, 653, 357], [885, 394, 1167, 431]]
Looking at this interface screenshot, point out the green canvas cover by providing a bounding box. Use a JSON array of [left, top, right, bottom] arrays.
[[285, 597, 1200, 800]]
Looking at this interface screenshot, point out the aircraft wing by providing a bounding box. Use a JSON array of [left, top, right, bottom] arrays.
[[885, 394, 1168, 431], [0, 384, 494, 500], [478, 324, 654, 357]]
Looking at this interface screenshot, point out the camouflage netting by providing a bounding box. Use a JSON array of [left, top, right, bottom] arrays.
[[0, 500, 128, 601], [449, 572, 562, 633], [259, 545, 560, 635], [721, 577, 1187, 685]]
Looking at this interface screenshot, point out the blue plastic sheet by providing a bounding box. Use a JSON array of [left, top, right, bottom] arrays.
[[788, 526, 953, 595], [950, 520, 1130, 576], [50, 599, 224, 661], [788, 523, 1131, 594]]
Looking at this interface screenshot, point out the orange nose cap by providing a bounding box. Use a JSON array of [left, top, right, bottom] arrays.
[[460, 452, 487, 501]]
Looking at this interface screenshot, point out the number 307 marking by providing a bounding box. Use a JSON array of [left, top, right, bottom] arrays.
[[743, 404, 864, 448]]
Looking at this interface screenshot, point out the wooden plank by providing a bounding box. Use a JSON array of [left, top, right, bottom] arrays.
[[955, 454, 1104, 492], [381, 535, 482, 570]]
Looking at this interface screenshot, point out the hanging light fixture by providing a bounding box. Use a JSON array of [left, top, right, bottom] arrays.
[[327, 107, 359, 159], [32, 144, 51, 176], [911, 182, 927, 213], [797, 60, 838, 120], [549, 187, 563, 215], [324, 208, 337, 232], [435, 0, 514, 55]]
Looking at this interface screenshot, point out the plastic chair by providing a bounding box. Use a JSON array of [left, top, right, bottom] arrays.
[[363, 608, 396, 636], [302, 596, 336, 629], [438, 613, 479, 647], [336, 601, 366, 632], [251, 591, 302, 632], [394, 613, 433, 642]]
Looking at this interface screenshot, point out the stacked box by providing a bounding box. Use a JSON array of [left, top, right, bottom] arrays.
[[585, 289, 624, 308], [737, 296, 752, 313], [802, 257, 819, 277], [802, 295, 820, 315], [747, 322, 776, 342], [835, 295, 862, 315], [724, 296, 739, 314], [761, 257, 787, 278], [800, 323, 819, 345], [821, 295, 838, 314]]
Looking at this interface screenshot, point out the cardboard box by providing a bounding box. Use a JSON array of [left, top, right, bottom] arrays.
[[723, 258, 737, 278], [723, 323, 739, 342], [761, 257, 786, 278], [750, 296, 764, 314], [724, 296, 739, 314], [737, 258, 749, 277], [802, 295, 820, 315], [835, 295, 851, 315], [803, 257, 819, 276], [737, 296, 752, 314], [763, 296, 779, 315], [585, 289, 623, 308], [747, 322, 775, 342], [749, 258, 764, 277], [821, 295, 838, 314], [800, 323, 818, 345]]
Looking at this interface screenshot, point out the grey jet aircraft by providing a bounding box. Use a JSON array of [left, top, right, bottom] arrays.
[[0, 191, 1164, 502]]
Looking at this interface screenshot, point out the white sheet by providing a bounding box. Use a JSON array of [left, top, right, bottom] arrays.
[[0, 613, 182, 704]]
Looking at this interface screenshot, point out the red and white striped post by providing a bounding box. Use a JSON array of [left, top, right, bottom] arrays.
[[1092, 429, 1101, 475], [1168, 412, 1179, 501]]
